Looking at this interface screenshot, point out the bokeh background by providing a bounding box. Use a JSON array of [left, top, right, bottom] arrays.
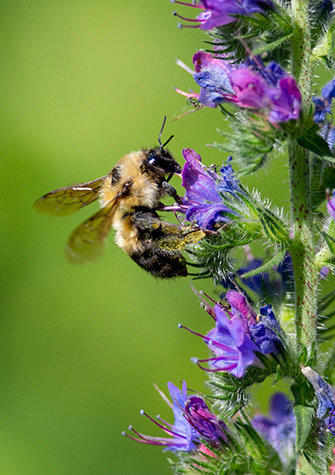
[[0, 1, 332, 474]]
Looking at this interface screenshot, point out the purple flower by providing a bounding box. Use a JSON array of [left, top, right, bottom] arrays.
[[184, 396, 228, 444], [122, 381, 199, 451], [252, 393, 296, 463], [313, 78, 335, 124], [172, 0, 273, 30], [249, 304, 282, 354], [181, 148, 241, 230], [319, 121, 335, 151], [327, 190, 335, 220], [177, 52, 301, 124], [180, 290, 283, 378], [301, 367, 335, 419], [205, 302, 258, 377], [123, 383, 230, 451], [221, 250, 295, 297]]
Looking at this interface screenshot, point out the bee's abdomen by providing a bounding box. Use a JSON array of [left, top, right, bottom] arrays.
[[131, 248, 187, 278]]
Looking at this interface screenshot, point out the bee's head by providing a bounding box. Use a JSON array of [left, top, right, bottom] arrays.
[[143, 115, 181, 177], [145, 147, 181, 176]]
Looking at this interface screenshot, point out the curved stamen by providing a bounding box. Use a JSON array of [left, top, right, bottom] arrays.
[[179, 323, 235, 352], [197, 354, 238, 363], [128, 425, 151, 441], [140, 410, 187, 439], [173, 11, 203, 22], [156, 414, 174, 428], [196, 359, 238, 372]]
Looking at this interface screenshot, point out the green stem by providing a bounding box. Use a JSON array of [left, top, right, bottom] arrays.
[[289, 0, 317, 363], [289, 1, 319, 473]]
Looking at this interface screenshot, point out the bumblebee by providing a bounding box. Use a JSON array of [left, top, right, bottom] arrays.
[[34, 119, 203, 278]]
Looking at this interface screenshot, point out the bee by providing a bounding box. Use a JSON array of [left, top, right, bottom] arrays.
[[34, 118, 204, 278]]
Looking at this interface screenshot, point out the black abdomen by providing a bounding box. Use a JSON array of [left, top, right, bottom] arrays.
[[131, 248, 187, 278]]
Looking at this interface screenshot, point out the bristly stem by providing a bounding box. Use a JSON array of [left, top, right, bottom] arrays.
[[289, 0, 318, 472], [289, 0, 317, 362]]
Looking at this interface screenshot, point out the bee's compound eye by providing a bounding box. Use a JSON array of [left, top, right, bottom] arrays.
[[148, 153, 156, 165]]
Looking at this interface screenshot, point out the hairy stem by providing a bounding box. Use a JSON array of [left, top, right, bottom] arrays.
[[289, 0, 317, 362], [289, 1, 319, 472]]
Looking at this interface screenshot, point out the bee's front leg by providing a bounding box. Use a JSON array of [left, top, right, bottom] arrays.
[[161, 181, 183, 204]]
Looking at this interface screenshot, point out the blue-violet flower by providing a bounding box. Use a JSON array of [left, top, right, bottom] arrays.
[[252, 393, 296, 463], [122, 381, 199, 451], [181, 148, 241, 230], [313, 78, 335, 123], [301, 367, 335, 420]]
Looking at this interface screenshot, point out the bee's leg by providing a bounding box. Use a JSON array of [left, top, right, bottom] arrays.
[[161, 181, 183, 204]]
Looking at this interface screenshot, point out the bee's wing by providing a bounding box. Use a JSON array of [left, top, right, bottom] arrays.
[[34, 176, 106, 216], [66, 199, 118, 263]]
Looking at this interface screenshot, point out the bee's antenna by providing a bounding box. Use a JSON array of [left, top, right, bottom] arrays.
[[158, 115, 175, 149], [162, 134, 175, 148], [158, 115, 167, 147]]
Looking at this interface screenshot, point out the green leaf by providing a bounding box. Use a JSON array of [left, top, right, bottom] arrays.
[[294, 405, 314, 452], [256, 207, 289, 244], [253, 32, 293, 56], [321, 230, 335, 255], [297, 125, 333, 157], [240, 249, 286, 279]]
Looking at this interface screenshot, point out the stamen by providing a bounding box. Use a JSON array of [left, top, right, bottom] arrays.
[[140, 410, 187, 439], [171, 0, 203, 7], [129, 425, 151, 441], [175, 88, 199, 99], [123, 431, 168, 446], [179, 323, 234, 352], [156, 415, 174, 428], [170, 0, 204, 10], [191, 287, 217, 320], [178, 22, 200, 29], [197, 359, 238, 372], [176, 59, 194, 75], [173, 11, 203, 22], [153, 383, 173, 409]]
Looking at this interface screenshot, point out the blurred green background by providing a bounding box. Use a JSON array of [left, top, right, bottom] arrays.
[[0, 1, 331, 474]]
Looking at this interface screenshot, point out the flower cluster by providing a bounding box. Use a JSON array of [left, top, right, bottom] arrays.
[[172, 0, 274, 30], [178, 52, 302, 125], [122, 1, 335, 473], [123, 381, 227, 452], [179, 290, 283, 378]]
